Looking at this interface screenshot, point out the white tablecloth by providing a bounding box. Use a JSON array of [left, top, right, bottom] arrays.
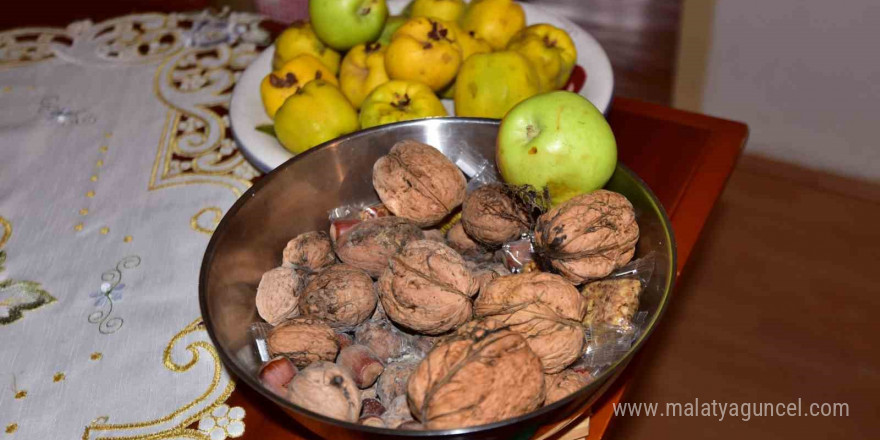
[[0, 10, 267, 439]]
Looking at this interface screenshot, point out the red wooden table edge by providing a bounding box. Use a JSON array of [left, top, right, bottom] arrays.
[[571, 97, 749, 440]]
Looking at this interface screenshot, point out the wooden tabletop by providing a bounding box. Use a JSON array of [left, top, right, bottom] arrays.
[[221, 97, 749, 439]]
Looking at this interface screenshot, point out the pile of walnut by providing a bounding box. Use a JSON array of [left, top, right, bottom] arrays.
[[254, 140, 641, 430]]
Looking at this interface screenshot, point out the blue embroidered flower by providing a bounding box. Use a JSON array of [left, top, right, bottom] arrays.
[[89, 282, 124, 307]]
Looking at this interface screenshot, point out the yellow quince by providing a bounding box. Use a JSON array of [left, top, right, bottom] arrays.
[[260, 54, 338, 119], [507, 24, 577, 92], [272, 21, 341, 74], [454, 51, 540, 118], [410, 0, 466, 23], [359, 80, 448, 128], [385, 17, 462, 91], [274, 80, 359, 154], [460, 0, 525, 50], [339, 42, 390, 109]]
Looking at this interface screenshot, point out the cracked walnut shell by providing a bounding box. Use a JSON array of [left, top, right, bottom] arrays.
[[475, 271, 587, 373], [582, 277, 641, 329], [378, 240, 478, 335], [301, 264, 377, 330], [535, 190, 639, 283], [372, 140, 467, 227], [267, 317, 339, 368], [406, 318, 545, 429], [334, 216, 425, 277]]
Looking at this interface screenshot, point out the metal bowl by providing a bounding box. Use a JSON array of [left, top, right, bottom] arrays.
[[200, 118, 676, 439]]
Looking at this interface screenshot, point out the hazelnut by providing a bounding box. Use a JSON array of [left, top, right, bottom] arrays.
[[382, 395, 416, 428], [337, 345, 385, 389], [372, 140, 467, 227], [258, 356, 297, 396], [354, 319, 409, 363], [377, 360, 418, 403], [378, 240, 478, 335]]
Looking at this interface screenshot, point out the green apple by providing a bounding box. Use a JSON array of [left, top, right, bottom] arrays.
[[309, 0, 389, 51], [497, 91, 616, 205]]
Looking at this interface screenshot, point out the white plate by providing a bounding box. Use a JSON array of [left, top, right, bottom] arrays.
[[231, 0, 614, 172]]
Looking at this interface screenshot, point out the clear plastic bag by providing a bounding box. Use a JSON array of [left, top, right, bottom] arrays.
[[328, 202, 391, 242], [579, 254, 657, 370], [500, 234, 538, 273]]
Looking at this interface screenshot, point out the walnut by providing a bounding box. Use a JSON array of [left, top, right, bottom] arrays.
[[467, 261, 510, 294], [377, 360, 418, 403], [354, 319, 409, 363], [535, 190, 639, 283], [461, 184, 530, 246], [582, 278, 641, 329], [337, 344, 384, 388], [255, 266, 305, 325], [286, 361, 361, 422], [378, 240, 478, 335], [407, 318, 545, 429], [544, 369, 594, 405], [422, 227, 446, 242], [300, 264, 377, 330], [445, 222, 487, 258], [282, 231, 336, 272], [359, 416, 386, 427], [334, 217, 425, 277], [267, 317, 339, 368], [383, 395, 416, 428], [474, 272, 587, 373], [372, 140, 467, 227]]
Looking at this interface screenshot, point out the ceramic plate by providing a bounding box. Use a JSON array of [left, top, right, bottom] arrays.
[[230, 0, 614, 172]]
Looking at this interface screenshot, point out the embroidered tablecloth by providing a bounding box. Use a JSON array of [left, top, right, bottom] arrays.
[[0, 10, 269, 439]]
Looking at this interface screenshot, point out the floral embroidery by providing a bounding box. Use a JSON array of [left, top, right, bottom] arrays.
[[87, 256, 140, 334], [198, 404, 245, 439], [38, 95, 96, 125], [5, 423, 17, 433], [90, 352, 103, 361], [53, 372, 65, 382], [0, 280, 55, 325]]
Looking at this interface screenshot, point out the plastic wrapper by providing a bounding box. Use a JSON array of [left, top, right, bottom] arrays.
[[500, 235, 538, 273], [441, 141, 499, 192], [328, 202, 392, 242], [579, 255, 655, 371]]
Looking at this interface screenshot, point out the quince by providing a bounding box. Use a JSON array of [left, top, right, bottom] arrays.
[[454, 51, 539, 118], [359, 80, 447, 128], [340, 42, 391, 109], [260, 54, 338, 119], [385, 17, 462, 91], [274, 80, 359, 154], [272, 21, 341, 74], [460, 0, 525, 50], [507, 24, 577, 92]]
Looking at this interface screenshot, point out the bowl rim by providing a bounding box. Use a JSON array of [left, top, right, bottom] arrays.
[[199, 117, 676, 436]]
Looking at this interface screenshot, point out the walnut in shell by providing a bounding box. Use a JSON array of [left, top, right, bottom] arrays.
[[334, 217, 425, 277], [300, 264, 377, 330], [282, 231, 336, 272], [286, 361, 361, 422], [267, 317, 339, 368], [372, 140, 467, 227], [544, 369, 594, 405], [406, 318, 545, 429], [255, 266, 306, 325], [474, 272, 587, 373], [535, 190, 639, 283], [467, 261, 510, 294], [461, 184, 531, 246], [354, 319, 409, 363], [445, 222, 486, 257], [582, 277, 642, 329], [378, 240, 478, 335]]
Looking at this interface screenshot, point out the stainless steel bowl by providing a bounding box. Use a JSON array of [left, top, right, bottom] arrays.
[[200, 117, 676, 439]]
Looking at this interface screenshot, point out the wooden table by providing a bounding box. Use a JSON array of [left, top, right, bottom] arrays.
[[222, 97, 749, 439]]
